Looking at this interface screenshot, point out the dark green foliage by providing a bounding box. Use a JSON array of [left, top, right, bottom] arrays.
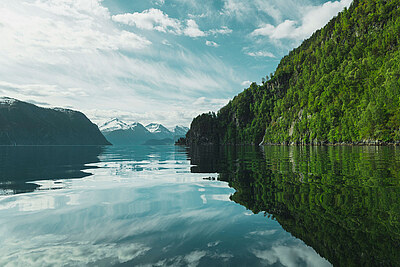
[[185, 112, 221, 145], [188, 145, 400, 266], [184, 0, 400, 145]]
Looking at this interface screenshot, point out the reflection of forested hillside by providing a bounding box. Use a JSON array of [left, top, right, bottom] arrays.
[[188, 146, 400, 266], [0, 146, 104, 194]]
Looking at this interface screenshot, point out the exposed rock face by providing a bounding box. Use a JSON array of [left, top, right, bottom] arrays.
[[0, 97, 110, 145]]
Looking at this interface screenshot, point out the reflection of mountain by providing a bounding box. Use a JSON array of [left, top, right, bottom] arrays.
[[0, 146, 103, 194], [0, 97, 110, 145], [188, 145, 400, 266], [99, 119, 188, 145]]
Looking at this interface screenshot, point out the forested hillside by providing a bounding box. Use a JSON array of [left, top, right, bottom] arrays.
[[181, 0, 400, 146], [0, 98, 110, 145]]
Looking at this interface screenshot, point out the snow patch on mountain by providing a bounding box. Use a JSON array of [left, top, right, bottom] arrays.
[[98, 118, 188, 145], [99, 118, 130, 132], [0, 97, 18, 105], [145, 123, 171, 134]]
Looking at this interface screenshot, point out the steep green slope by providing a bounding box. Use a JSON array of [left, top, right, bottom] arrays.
[[182, 0, 400, 146]]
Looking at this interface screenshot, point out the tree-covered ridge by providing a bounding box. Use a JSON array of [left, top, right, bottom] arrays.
[[182, 0, 400, 145]]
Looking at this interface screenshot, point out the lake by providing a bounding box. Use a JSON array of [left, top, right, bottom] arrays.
[[0, 145, 399, 266]]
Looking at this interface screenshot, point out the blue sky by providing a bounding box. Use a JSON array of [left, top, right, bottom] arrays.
[[0, 0, 352, 127]]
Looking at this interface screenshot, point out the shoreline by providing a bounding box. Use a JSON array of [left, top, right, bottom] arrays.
[[176, 141, 400, 147], [261, 141, 400, 146]]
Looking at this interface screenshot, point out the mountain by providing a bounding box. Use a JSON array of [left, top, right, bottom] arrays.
[[99, 119, 189, 145], [0, 97, 110, 145], [173, 125, 189, 139], [181, 0, 400, 146], [99, 119, 151, 145], [145, 123, 172, 140], [99, 118, 130, 132]]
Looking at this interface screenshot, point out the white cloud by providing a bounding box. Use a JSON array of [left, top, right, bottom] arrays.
[[251, 0, 352, 40], [184, 19, 206, 37], [162, 39, 172, 46], [154, 0, 165, 6], [221, 0, 249, 17], [112, 9, 205, 38], [208, 26, 233, 35], [0, 1, 242, 127], [0, 1, 151, 60], [112, 8, 182, 34], [188, 13, 207, 19], [241, 81, 251, 87], [206, 41, 219, 47], [246, 51, 275, 58]]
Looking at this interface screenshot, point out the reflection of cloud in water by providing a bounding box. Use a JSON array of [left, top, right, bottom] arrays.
[[0, 235, 149, 266], [207, 240, 221, 247], [209, 194, 231, 202], [252, 243, 332, 267], [184, 250, 207, 267], [248, 230, 278, 236], [0, 146, 335, 266], [140, 250, 233, 267], [0, 194, 55, 211]]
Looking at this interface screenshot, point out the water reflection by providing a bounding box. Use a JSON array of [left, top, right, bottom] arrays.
[[0, 146, 104, 194], [0, 145, 332, 266], [188, 145, 400, 266], [1, 145, 398, 266]]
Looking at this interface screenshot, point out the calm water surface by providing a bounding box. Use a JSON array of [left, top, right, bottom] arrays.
[[0, 145, 399, 266]]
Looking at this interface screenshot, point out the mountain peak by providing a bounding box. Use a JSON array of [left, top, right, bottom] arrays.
[[99, 118, 130, 133], [0, 97, 18, 105], [145, 123, 171, 134]]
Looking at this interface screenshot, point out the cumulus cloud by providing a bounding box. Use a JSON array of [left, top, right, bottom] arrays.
[[251, 0, 352, 40], [184, 19, 206, 37], [112, 9, 182, 34], [112, 9, 205, 38], [206, 40, 219, 47]]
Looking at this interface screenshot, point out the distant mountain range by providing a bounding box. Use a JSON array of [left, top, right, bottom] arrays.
[[0, 97, 110, 145], [99, 118, 188, 145]]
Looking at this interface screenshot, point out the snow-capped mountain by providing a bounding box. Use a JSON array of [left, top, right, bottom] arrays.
[[145, 123, 172, 140], [99, 119, 188, 145], [0, 97, 17, 105], [99, 119, 151, 145], [99, 118, 130, 133]]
